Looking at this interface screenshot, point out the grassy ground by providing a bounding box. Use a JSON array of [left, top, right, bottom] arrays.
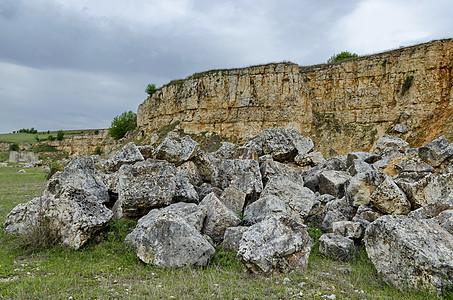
[[0, 131, 94, 144], [0, 168, 442, 299]]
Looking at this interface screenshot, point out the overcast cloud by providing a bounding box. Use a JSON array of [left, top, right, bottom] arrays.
[[0, 0, 451, 133]]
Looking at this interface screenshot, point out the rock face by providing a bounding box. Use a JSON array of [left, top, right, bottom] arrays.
[[365, 215, 453, 295], [137, 39, 453, 155], [237, 216, 313, 275]]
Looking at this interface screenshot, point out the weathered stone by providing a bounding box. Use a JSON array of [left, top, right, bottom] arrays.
[[260, 176, 317, 223], [321, 197, 356, 232], [177, 161, 203, 187], [303, 157, 348, 193], [213, 142, 237, 159], [286, 129, 314, 156], [243, 195, 287, 225], [260, 128, 298, 161], [198, 193, 240, 244], [419, 135, 453, 167], [5, 187, 113, 250], [238, 216, 313, 275], [154, 132, 199, 165], [408, 194, 453, 220], [125, 207, 215, 268], [55, 156, 110, 205], [174, 172, 199, 203], [305, 194, 336, 227], [137, 145, 154, 159], [394, 172, 434, 209], [346, 152, 380, 167], [232, 146, 259, 160], [372, 148, 404, 170], [211, 159, 263, 195], [346, 170, 387, 207], [220, 187, 246, 214], [423, 173, 453, 205], [319, 233, 355, 262], [394, 161, 434, 173], [260, 159, 304, 186], [244, 135, 264, 157], [318, 170, 351, 198], [332, 221, 363, 239], [374, 135, 409, 155], [365, 215, 453, 295], [191, 150, 217, 182], [294, 151, 325, 167], [352, 205, 383, 229], [431, 209, 453, 235], [113, 160, 177, 220], [347, 159, 374, 176], [196, 183, 223, 201], [221, 226, 248, 251], [103, 142, 144, 172], [394, 123, 409, 134], [369, 177, 411, 215], [46, 171, 62, 195]]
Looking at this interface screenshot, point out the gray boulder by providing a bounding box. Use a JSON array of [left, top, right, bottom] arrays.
[[352, 205, 383, 230], [394, 172, 434, 209], [260, 128, 313, 162], [54, 156, 110, 205], [177, 161, 203, 187], [321, 197, 356, 232], [369, 177, 411, 215], [219, 187, 246, 214], [174, 172, 199, 203], [125, 205, 215, 268], [374, 135, 409, 155], [238, 216, 313, 275], [154, 132, 199, 165], [295, 151, 325, 167], [419, 135, 453, 167], [373, 148, 403, 170], [260, 176, 317, 223], [113, 160, 177, 220], [347, 159, 374, 176], [318, 170, 351, 198], [365, 215, 453, 295], [319, 233, 355, 262], [431, 209, 453, 235], [212, 159, 263, 195], [346, 152, 380, 167], [196, 183, 223, 201], [198, 193, 241, 244], [243, 195, 287, 225], [260, 159, 304, 186], [213, 142, 237, 159], [332, 221, 363, 239], [221, 226, 248, 251], [346, 171, 387, 207], [103, 142, 144, 172], [137, 145, 154, 159]]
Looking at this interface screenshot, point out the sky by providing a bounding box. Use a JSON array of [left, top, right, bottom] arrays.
[[0, 0, 452, 133]]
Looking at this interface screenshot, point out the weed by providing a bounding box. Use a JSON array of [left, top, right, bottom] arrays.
[[401, 75, 414, 95]]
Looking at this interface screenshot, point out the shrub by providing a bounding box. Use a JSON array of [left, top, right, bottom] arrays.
[[401, 75, 414, 95], [56, 130, 64, 141], [94, 146, 102, 155], [48, 135, 55, 141], [94, 129, 99, 135], [109, 111, 137, 140], [9, 142, 19, 151], [327, 51, 359, 63], [145, 83, 157, 96]]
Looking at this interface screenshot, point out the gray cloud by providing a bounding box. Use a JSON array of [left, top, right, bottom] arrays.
[[0, 0, 451, 133]]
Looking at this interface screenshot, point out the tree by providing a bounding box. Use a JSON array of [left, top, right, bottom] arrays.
[[109, 111, 137, 140], [327, 51, 358, 63], [56, 130, 64, 141], [145, 83, 157, 96]]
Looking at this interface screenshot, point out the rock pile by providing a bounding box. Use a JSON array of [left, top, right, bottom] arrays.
[[4, 129, 453, 294]]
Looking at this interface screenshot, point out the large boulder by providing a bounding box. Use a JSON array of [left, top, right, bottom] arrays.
[[113, 160, 177, 220], [365, 215, 453, 295], [211, 159, 263, 195], [5, 187, 113, 250], [260, 176, 317, 224], [125, 203, 215, 268], [237, 216, 313, 275], [318, 170, 351, 198], [374, 135, 409, 155], [346, 171, 387, 207], [54, 156, 110, 205], [198, 193, 241, 244], [394, 172, 434, 209], [154, 132, 199, 165], [243, 195, 287, 225], [260, 128, 313, 162], [103, 142, 144, 173], [221, 226, 249, 251], [321, 197, 356, 232], [260, 159, 305, 186], [369, 177, 411, 215], [418, 135, 453, 167]]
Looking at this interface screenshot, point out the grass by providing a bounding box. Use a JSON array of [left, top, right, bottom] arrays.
[[0, 167, 443, 299], [0, 131, 93, 144]]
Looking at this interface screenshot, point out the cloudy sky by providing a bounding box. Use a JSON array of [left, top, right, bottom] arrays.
[[0, 0, 452, 133]]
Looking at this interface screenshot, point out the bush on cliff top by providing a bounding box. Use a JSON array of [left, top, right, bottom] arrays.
[[109, 110, 137, 140], [327, 51, 359, 63]]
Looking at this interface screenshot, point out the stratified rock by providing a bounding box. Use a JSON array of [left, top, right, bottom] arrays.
[[154, 132, 199, 165], [125, 206, 215, 268], [374, 135, 409, 155], [198, 193, 240, 244], [318, 170, 351, 198], [221, 226, 248, 251], [365, 215, 453, 295], [243, 195, 287, 225], [113, 160, 177, 220], [260, 176, 317, 223], [369, 177, 411, 215], [319, 233, 355, 262], [55, 156, 110, 205], [238, 216, 313, 275], [103, 142, 144, 172], [419, 135, 453, 167]]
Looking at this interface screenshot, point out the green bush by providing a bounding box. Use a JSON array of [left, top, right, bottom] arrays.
[[401, 75, 414, 95], [145, 83, 157, 96], [9, 142, 19, 151], [109, 111, 137, 140], [94, 129, 99, 135], [48, 135, 55, 141], [56, 130, 64, 141], [327, 51, 359, 63]]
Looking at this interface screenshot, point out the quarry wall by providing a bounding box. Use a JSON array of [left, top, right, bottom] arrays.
[[137, 39, 453, 156]]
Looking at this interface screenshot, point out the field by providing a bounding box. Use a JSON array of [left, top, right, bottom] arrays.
[[0, 131, 95, 144], [0, 167, 440, 299]]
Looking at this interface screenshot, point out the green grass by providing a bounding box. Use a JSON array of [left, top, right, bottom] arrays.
[[0, 133, 49, 144], [0, 167, 442, 299]]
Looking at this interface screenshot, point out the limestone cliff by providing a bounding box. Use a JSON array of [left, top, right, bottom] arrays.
[[137, 39, 453, 156]]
